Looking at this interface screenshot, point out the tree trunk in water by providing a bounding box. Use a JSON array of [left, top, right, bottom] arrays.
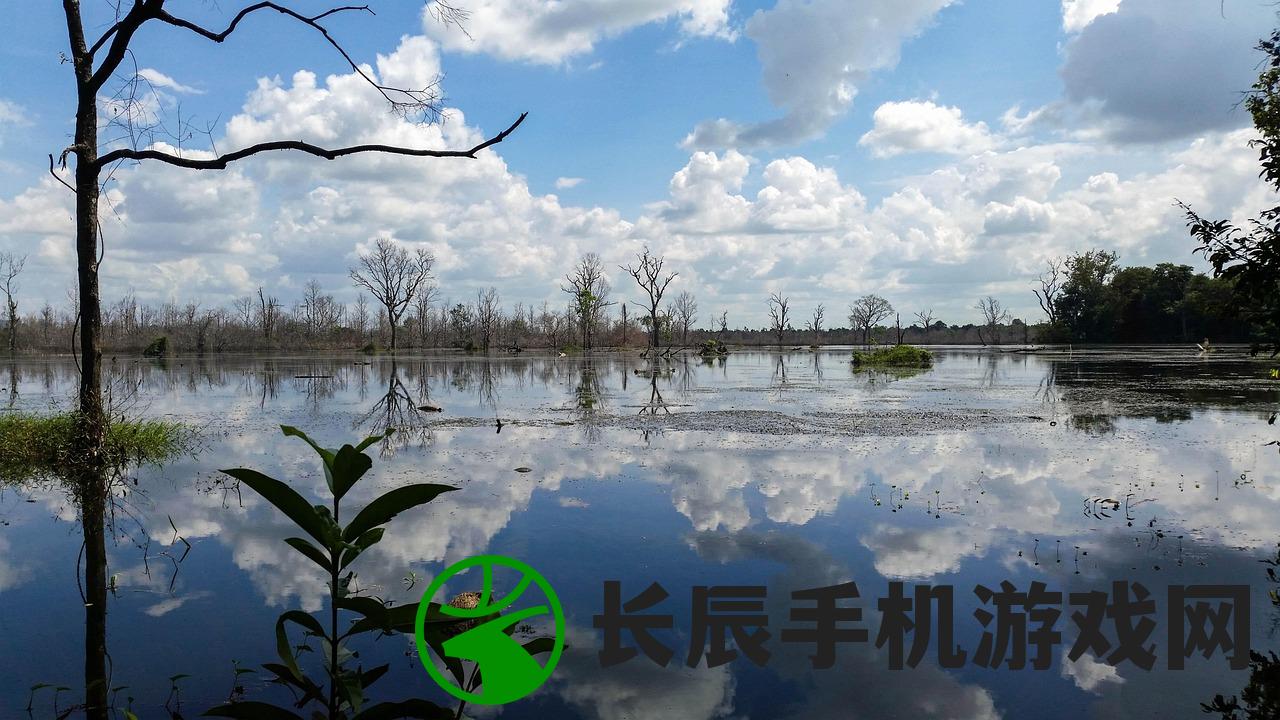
[[65, 3, 109, 714]]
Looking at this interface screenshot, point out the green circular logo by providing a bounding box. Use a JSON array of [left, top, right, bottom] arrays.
[[414, 555, 565, 705]]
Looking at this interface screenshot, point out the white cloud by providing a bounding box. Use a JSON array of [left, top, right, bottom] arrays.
[[859, 100, 999, 158], [1062, 649, 1125, 693], [1061, 0, 1121, 33], [423, 0, 734, 65], [555, 176, 585, 189], [683, 0, 955, 149], [137, 68, 203, 95]]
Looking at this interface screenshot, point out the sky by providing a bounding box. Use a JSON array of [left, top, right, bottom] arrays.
[[0, 0, 1276, 328]]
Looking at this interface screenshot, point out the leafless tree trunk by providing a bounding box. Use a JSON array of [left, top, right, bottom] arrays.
[[0, 252, 24, 354], [476, 287, 500, 353], [671, 290, 697, 345], [767, 292, 790, 346], [1033, 259, 1063, 325], [915, 308, 936, 342], [622, 247, 675, 353], [807, 303, 824, 345], [350, 237, 436, 351], [975, 295, 1011, 345]]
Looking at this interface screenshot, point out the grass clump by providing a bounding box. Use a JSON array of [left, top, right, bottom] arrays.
[[851, 344, 934, 368], [0, 412, 189, 483]]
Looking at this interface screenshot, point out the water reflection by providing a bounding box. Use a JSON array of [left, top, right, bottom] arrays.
[[1, 348, 1278, 718]]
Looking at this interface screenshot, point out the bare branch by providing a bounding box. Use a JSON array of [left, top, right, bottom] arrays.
[[93, 112, 527, 170]]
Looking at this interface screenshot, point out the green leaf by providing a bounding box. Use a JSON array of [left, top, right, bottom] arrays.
[[350, 699, 454, 720], [343, 484, 457, 541], [338, 670, 364, 714], [260, 663, 323, 705], [203, 701, 306, 719], [354, 429, 394, 454], [221, 468, 330, 547], [284, 537, 333, 572], [331, 444, 373, 501], [280, 426, 335, 465], [339, 528, 384, 570], [338, 596, 389, 622], [360, 664, 390, 690], [275, 611, 326, 678]]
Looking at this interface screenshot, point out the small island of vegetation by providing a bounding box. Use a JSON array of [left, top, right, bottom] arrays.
[[850, 345, 934, 368]]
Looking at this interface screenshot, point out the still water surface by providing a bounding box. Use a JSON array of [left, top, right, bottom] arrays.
[[1, 348, 1277, 719]]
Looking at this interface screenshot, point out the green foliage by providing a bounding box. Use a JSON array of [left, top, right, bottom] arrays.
[[206, 426, 459, 720], [1046, 253, 1248, 344], [142, 336, 169, 357], [1182, 30, 1280, 354], [359, 342, 380, 354], [0, 412, 188, 483], [698, 339, 729, 356], [850, 345, 934, 368]]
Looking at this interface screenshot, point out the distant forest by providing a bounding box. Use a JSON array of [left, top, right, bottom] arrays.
[[0, 241, 1254, 355]]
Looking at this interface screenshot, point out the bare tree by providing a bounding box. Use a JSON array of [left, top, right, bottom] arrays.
[[671, 291, 697, 345], [807, 303, 825, 345], [353, 294, 370, 342], [563, 253, 614, 351], [914, 308, 936, 341], [52, 2, 525, 516], [622, 247, 677, 352], [256, 287, 281, 341], [975, 295, 1011, 345], [350, 237, 436, 350], [767, 291, 791, 345], [1033, 258, 1063, 325], [0, 252, 25, 354], [232, 295, 254, 328], [619, 303, 630, 347], [475, 287, 501, 353], [848, 294, 894, 346]]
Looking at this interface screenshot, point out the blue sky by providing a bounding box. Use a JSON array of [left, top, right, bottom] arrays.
[[0, 0, 1274, 327]]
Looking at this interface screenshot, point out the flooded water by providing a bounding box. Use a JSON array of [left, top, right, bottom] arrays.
[[1, 347, 1278, 719]]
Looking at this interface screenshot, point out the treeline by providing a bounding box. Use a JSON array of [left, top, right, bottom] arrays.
[[0, 244, 1256, 357], [1033, 251, 1249, 344]]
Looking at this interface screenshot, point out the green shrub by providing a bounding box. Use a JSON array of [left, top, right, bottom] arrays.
[[850, 344, 934, 368], [142, 336, 168, 357], [698, 339, 729, 356]]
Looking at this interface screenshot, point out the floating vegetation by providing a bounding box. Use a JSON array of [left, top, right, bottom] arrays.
[[850, 344, 934, 368], [0, 412, 190, 483]]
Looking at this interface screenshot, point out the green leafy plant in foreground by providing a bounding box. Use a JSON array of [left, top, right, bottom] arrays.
[[205, 425, 460, 720]]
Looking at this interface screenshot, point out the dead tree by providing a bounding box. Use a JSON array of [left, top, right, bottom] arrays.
[[0, 252, 25, 354], [807, 303, 824, 345], [671, 291, 697, 345], [622, 247, 676, 353], [1033, 258, 1063, 326], [52, 5, 523, 715], [914, 308, 936, 342], [350, 237, 436, 350], [767, 291, 790, 346], [975, 295, 1011, 345], [848, 294, 894, 346]]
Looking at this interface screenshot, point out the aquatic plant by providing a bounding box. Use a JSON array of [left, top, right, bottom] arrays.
[[206, 425, 460, 720], [0, 412, 188, 484], [850, 344, 934, 368]]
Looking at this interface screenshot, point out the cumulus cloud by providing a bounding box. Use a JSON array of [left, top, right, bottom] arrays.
[[423, 0, 734, 64], [1057, 0, 1272, 142], [859, 100, 999, 158], [683, 0, 954, 149]]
